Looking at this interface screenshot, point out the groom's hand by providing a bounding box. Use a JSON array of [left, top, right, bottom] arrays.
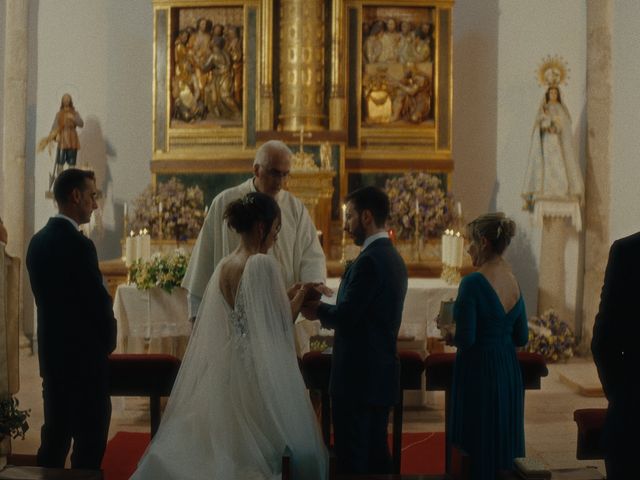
[[301, 301, 321, 320]]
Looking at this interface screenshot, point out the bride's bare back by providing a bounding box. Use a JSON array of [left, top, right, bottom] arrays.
[[219, 253, 250, 308]]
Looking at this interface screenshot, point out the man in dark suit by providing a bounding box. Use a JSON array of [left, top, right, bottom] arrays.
[[592, 232, 640, 479], [303, 186, 408, 474], [27, 169, 117, 470]]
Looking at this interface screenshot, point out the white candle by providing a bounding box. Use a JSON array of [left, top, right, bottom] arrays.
[[141, 228, 151, 261], [125, 235, 133, 267], [456, 232, 464, 267], [456, 201, 462, 218], [135, 231, 143, 262], [452, 232, 461, 267], [124, 202, 128, 220], [341, 203, 346, 224], [442, 230, 450, 266]]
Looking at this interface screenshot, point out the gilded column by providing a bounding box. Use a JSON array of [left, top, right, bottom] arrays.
[[329, 0, 345, 130], [259, 0, 275, 129], [279, 0, 325, 131]]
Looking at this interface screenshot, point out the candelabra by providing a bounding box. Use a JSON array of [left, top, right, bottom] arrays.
[[440, 264, 461, 285]]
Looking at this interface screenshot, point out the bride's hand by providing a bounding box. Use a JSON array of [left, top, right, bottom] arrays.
[[290, 284, 308, 320], [287, 283, 302, 300]]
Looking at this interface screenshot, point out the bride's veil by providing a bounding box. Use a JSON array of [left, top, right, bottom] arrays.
[[132, 254, 327, 480]]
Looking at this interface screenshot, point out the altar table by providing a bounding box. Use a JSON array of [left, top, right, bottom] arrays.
[[321, 277, 458, 345], [112, 285, 192, 358]]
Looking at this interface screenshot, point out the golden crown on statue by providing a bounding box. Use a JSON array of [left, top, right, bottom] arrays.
[[536, 55, 570, 88]]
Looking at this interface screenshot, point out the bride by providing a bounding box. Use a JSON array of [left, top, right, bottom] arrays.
[[132, 192, 328, 480]]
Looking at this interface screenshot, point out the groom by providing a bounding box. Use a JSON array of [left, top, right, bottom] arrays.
[[302, 186, 408, 474]]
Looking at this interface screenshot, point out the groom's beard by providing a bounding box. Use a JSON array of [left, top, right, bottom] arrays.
[[351, 219, 367, 246]]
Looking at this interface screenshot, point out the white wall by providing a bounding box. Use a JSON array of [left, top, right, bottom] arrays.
[[31, 0, 152, 260], [452, 0, 499, 221], [611, 2, 640, 242], [495, 0, 587, 316]]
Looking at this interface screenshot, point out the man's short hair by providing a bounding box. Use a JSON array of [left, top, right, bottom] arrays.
[[53, 169, 96, 205], [253, 140, 292, 168], [346, 186, 390, 228]]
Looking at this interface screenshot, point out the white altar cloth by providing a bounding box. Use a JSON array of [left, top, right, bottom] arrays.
[[322, 277, 458, 341], [113, 285, 192, 358]]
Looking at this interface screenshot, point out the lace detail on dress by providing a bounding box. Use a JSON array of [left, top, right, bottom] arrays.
[[230, 293, 248, 339]]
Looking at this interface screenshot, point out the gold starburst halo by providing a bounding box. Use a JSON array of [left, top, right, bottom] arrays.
[[536, 55, 570, 88]]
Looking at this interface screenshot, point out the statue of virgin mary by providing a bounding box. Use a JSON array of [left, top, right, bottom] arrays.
[[522, 84, 584, 211]]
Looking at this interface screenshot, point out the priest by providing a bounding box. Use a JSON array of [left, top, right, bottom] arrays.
[[182, 140, 327, 328]]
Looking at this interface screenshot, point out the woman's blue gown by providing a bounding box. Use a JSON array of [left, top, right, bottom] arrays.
[[450, 272, 529, 479]]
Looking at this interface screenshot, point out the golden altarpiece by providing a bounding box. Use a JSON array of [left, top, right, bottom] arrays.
[[150, 0, 454, 275]]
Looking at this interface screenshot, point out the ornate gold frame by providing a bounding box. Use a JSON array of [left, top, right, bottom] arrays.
[[152, 0, 262, 171], [343, 0, 453, 174]]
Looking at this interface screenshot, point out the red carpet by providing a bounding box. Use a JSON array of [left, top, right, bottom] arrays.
[[102, 431, 445, 480]]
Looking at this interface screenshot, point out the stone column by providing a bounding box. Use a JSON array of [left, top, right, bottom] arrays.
[[538, 216, 581, 332], [581, 1, 613, 350], [278, 0, 326, 131], [1, 0, 28, 260]]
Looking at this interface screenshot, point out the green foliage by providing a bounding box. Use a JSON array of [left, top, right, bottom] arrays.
[[130, 251, 190, 293], [0, 397, 30, 440]]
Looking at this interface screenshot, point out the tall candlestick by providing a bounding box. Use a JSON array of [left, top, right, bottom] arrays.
[[340, 203, 347, 264]]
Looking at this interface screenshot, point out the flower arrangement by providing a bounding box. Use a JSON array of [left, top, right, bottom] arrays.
[[130, 250, 190, 293], [130, 177, 205, 240], [385, 172, 456, 240], [0, 396, 30, 440], [525, 309, 575, 362]]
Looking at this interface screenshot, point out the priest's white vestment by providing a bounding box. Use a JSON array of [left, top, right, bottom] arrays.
[[183, 178, 326, 316]]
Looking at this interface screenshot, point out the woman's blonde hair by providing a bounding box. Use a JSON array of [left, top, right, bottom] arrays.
[[467, 212, 516, 255]]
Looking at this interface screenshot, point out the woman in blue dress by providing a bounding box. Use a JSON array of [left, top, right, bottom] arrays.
[[449, 213, 529, 479]]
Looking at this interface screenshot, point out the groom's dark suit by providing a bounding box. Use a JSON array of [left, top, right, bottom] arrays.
[[27, 217, 117, 469], [592, 232, 640, 479], [317, 237, 407, 474]]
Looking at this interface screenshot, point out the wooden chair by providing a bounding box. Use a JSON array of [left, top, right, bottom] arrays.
[[573, 408, 606, 460], [424, 351, 548, 473]]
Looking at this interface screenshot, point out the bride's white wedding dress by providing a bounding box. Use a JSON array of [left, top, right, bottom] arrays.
[[131, 254, 328, 480]]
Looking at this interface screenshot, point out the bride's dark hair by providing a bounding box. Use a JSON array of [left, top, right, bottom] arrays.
[[224, 192, 281, 241]]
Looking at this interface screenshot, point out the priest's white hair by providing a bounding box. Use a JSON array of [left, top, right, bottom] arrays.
[[254, 140, 293, 167]]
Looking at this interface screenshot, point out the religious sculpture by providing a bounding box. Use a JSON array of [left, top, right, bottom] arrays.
[[522, 55, 584, 228], [361, 10, 434, 126], [37, 94, 84, 191], [170, 13, 243, 126]]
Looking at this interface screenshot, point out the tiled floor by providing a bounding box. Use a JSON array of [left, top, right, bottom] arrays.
[[10, 345, 607, 475]]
